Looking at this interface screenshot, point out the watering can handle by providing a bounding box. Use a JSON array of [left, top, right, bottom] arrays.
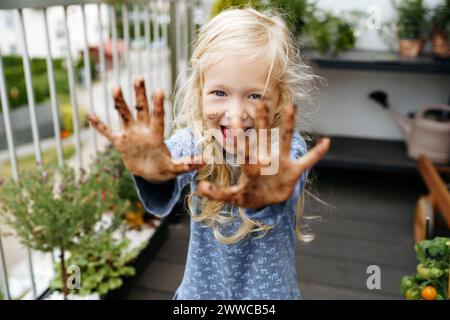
[[416, 104, 450, 118]]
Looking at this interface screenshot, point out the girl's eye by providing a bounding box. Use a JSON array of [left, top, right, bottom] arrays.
[[212, 90, 226, 97], [249, 94, 262, 100]]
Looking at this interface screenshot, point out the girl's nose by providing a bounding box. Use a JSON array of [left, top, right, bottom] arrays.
[[225, 102, 242, 117], [225, 99, 250, 120], [225, 110, 248, 121], [225, 110, 255, 130]]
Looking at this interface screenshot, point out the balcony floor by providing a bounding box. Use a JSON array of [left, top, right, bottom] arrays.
[[125, 168, 425, 300]]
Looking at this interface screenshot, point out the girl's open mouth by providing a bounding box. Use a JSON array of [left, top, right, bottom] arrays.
[[220, 126, 252, 142]]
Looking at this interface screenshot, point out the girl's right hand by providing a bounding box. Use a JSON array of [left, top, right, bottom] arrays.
[[87, 77, 204, 182]]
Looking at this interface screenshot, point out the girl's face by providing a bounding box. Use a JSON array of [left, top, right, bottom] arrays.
[[202, 52, 280, 154]]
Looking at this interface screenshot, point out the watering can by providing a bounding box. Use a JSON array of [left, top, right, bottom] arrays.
[[369, 91, 450, 165]]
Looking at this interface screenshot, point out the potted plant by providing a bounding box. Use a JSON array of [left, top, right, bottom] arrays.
[[0, 162, 127, 299], [48, 147, 163, 299], [50, 231, 146, 298], [393, 0, 429, 57], [431, 0, 450, 59], [268, 0, 315, 38], [400, 237, 449, 300], [304, 11, 357, 55]]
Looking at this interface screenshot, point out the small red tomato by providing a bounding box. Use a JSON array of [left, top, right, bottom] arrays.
[[421, 286, 437, 300]]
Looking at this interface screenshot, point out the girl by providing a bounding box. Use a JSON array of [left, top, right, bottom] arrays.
[[87, 8, 330, 300]]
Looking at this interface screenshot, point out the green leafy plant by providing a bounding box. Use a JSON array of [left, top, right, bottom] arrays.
[[50, 232, 146, 297], [432, 0, 450, 40], [210, 0, 356, 55], [400, 237, 449, 300], [0, 156, 128, 299], [268, 0, 316, 38], [305, 11, 357, 55], [93, 145, 143, 209], [94, 146, 147, 228], [94, 146, 157, 230], [0, 55, 87, 111], [210, 0, 264, 17], [74, 53, 97, 84], [393, 0, 429, 39], [210, 0, 314, 37]]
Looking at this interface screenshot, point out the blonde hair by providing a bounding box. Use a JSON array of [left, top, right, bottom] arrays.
[[172, 7, 318, 245]]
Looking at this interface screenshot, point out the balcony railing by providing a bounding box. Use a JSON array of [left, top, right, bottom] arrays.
[[0, 0, 198, 300]]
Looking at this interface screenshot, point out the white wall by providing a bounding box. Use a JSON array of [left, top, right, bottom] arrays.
[[311, 69, 450, 140]]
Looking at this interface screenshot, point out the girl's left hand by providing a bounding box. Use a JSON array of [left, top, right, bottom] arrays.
[[197, 102, 330, 209]]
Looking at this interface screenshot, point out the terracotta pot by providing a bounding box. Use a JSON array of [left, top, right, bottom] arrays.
[[398, 38, 424, 58], [432, 32, 450, 59]]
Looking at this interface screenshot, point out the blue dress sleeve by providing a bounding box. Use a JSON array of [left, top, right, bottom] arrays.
[[243, 132, 310, 227], [131, 128, 198, 218]]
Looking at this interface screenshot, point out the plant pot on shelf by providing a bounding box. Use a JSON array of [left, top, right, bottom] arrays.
[[432, 32, 450, 59], [393, 0, 428, 58], [398, 38, 424, 58]]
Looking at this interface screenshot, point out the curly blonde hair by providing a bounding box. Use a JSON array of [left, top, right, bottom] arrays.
[[172, 7, 318, 244]]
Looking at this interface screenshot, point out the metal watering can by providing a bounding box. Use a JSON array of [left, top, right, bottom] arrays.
[[369, 91, 450, 165]]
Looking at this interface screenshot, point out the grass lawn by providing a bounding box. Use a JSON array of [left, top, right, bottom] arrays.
[[0, 143, 77, 181]]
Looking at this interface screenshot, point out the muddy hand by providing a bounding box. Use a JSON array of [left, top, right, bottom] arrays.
[[87, 77, 204, 182], [197, 102, 330, 209]]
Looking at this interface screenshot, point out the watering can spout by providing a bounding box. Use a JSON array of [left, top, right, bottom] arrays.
[[368, 90, 412, 141], [389, 108, 412, 139]]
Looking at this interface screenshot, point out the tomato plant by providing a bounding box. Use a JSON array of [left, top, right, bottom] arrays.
[[400, 237, 449, 300]]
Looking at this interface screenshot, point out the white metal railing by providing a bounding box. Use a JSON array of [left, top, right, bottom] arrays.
[[0, 0, 197, 300]]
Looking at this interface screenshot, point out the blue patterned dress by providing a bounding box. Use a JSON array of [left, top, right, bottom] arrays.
[[132, 128, 309, 300]]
